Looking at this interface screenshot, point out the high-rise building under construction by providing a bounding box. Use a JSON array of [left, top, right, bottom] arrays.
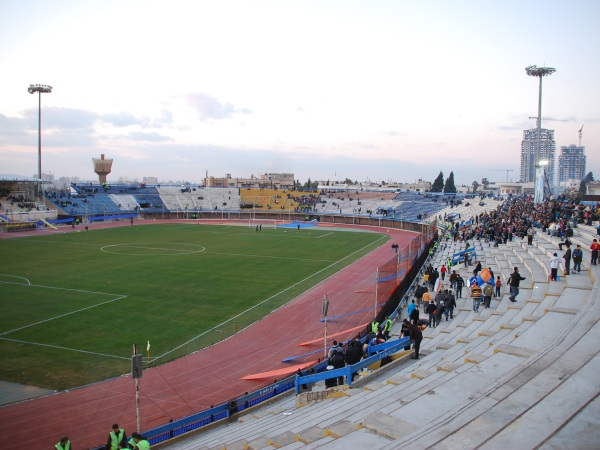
[[520, 128, 556, 185], [558, 145, 586, 183]]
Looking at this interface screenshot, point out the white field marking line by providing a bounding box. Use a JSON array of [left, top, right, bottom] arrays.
[[0, 274, 31, 285], [316, 232, 334, 239], [0, 337, 130, 360], [0, 287, 127, 336], [204, 251, 331, 262], [153, 234, 387, 362], [100, 243, 205, 255]]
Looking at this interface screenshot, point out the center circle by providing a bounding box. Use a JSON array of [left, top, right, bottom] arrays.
[[100, 243, 206, 256]]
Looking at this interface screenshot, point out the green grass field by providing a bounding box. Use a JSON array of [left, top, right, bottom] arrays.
[[0, 223, 387, 390]]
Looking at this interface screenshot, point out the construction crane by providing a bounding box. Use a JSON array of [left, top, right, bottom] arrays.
[[492, 169, 514, 182], [579, 125, 584, 147], [528, 116, 568, 122]]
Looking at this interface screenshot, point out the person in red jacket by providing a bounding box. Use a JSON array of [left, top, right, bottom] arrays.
[[591, 239, 599, 266]]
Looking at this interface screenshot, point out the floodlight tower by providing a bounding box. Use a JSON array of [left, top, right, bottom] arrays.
[[28, 84, 53, 197], [525, 65, 555, 203]]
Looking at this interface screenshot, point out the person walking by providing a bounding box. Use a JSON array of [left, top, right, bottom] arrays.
[[470, 281, 482, 312], [382, 316, 394, 340], [455, 274, 465, 299], [406, 319, 423, 360], [440, 264, 447, 280], [473, 261, 482, 277], [422, 289, 432, 313], [425, 300, 437, 328], [549, 253, 562, 281], [444, 289, 456, 320], [482, 282, 493, 308], [449, 270, 458, 291], [573, 245, 583, 274], [508, 267, 526, 302], [415, 283, 427, 307], [495, 276, 502, 298], [590, 239, 599, 266]]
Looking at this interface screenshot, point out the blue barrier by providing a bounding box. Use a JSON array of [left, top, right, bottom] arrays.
[[295, 337, 411, 393], [46, 217, 75, 224], [88, 214, 138, 222]]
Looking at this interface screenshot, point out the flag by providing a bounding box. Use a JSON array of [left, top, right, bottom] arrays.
[[147, 340, 150, 352]]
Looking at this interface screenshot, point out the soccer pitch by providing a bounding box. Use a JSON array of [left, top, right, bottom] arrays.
[[0, 223, 387, 390]]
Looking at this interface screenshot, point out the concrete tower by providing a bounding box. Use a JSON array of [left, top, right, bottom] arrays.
[[92, 154, 113, 184]]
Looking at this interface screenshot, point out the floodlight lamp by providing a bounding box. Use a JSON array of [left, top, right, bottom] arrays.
[[525, 65, 556, 77], [28, 84, 53, 94]]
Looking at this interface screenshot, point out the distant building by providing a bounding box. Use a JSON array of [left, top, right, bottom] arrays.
[[203, 173, 295, 189], [143, 177, 158, 185], [586, 181, 600, 196], [496, 182, 534, 196], [520, 129, 556, 185], [558, 145, 586, 183]]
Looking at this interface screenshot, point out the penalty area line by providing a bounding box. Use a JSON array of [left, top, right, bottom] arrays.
[[0, 294, 128, 337], [0, 337, 130, 361]]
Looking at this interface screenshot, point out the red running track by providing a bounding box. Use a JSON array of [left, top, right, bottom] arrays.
[[0, 221, 418, 449]]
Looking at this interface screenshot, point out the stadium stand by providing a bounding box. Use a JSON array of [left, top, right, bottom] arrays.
[[157, 220, 600, 449], [156, 186, 241, 212], [44, 184, 167, 216]]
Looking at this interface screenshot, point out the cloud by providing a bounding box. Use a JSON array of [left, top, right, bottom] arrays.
[[185, 93, 252, 120], [22, 107, 98, 130], [150, 110, 173, 128], [127, 131, 172, 142], [101, 112, 149, 127], [0, 114, 29, 143]]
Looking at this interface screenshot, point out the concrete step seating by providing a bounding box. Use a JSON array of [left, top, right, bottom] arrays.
[[158, 231, 600, 449]]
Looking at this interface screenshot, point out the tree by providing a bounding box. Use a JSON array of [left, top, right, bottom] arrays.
[[472, 180, 480, 193], [443, 171, 457, 193], [481, 177, 490, 189], [431, 171, 444, 192], [578, 171, 594, 199]]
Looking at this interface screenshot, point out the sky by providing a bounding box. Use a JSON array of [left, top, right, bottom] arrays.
[[0, 0, 598, 186]]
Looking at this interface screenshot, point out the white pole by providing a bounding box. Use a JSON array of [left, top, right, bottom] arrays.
[[322, 295, 329, 359], [133, 344, 140, 433], [375, 269, 379, 319]]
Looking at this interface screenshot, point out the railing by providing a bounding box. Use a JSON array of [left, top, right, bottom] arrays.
[[295, 337, 412, 392], [90, 376, 297, 449]]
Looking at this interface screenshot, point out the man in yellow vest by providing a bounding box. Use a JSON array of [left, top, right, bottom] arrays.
[[370, 320, 379, 334], [129, 432, 151, 450], [382, 316, 394, 340], [105, 423, 126, 450], [55, 436, 71, 450]]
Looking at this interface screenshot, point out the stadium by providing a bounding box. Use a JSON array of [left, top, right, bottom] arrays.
[[1, 177, 599, 449]]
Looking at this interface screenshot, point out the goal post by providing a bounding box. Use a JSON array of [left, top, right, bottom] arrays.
[[248, 218, 278, 229]]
